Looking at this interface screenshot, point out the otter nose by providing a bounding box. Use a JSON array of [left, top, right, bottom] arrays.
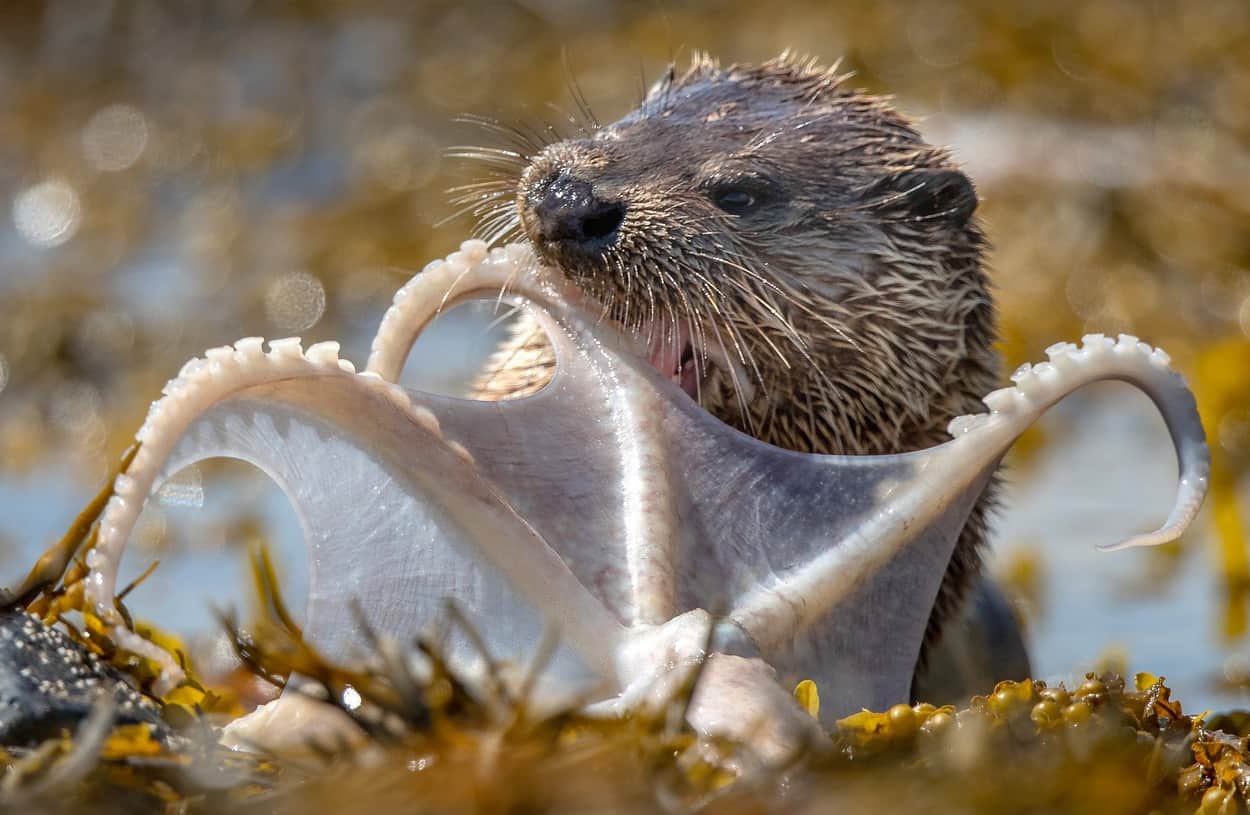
[[532, 174, 625, 255]]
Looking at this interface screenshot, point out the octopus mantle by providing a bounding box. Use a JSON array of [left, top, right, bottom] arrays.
[[82, 241, 1209, 752]]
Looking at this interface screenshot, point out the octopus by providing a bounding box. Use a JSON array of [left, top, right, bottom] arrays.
[[79, 240, 1209, 754]]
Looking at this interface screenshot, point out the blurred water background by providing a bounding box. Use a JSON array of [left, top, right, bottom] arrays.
[[0, 0, 1248, 710]]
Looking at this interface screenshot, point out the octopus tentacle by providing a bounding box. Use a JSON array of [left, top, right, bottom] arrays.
[[947, 332, 1208, 550], [368, 241, 555, 381], [79, 239, 1210, 726], [86, 337, 402, 691], [84, 331, 624, 694], [728, 333, 1209, 658], [369, 240, 684, 627]]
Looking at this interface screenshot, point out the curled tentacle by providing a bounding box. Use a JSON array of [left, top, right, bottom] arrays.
[[946, 333, 1209, 551], [86, 338, 406, 692], [725, 332, 1209, 681], [85, 331, 624, 694], [369, 241, 563, 382], [83, 240, 1211, 721]]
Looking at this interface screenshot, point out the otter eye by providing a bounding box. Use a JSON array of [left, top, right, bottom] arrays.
[[711, 185, 761, 215]]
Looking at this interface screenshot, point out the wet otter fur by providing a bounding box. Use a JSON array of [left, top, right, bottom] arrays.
[[462, 53, 1011, 695]]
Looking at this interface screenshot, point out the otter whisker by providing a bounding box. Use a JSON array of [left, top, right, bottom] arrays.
[[447, 178, 521, 193], [483, 302, 525, 334], [469, 207, 516, 242], [544, 102, 594, 139], [468, 188, 517, 210], [640, 62, 677, 118], [705, 317, 763, 426], [449, 196, 516, 221], [447, 185, 520, 207], [475, 199, 516, 224], [686, 293, 713, 378], [514, 118, 566, 156], [669, 271, 711, 380], [590, 284, 617, 330], [438, 261, 488, 315], [448, 175, 524, 199], [616, 261, 633, 330], [455, 195, 515, 224], [436, 202, 493, 231], [725, 287, 846, 413], [472, 320, 548, 395], [444, 152, 530, 175], [493, 253, 540, 316], [686, 249, 810, 362], [687, 251, 791, 325], [646, 262, 684, 363], [462, 207, 511, 233], [687, 314, 704, 406], [617, 237, 665, 339], [480, 217, 521, 248], [608, 253, 636, 332], [469, 189, 517, 210], [683, 265, 769, 395], [712, 312, 769, 406], [675, 282, 718, 409], [632, 259, 659, 338], [535, 117, 567, 151], [693, 243, 791, 300], [561, 49, 600, 131], [452, 114, 551, 156], [437, 189, 521, 231], [699, 245, 863, 354], [649, 264, 685, 351], [446, 146, 530, 164]]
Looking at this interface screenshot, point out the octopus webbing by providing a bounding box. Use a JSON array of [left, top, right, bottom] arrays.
[[81, 240, 1209, 749]]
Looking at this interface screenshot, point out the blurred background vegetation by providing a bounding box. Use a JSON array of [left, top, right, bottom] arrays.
[[0, 0, 1247, 703]]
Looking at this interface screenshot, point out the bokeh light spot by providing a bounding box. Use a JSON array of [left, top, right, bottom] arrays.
[[264, 271, 327, 333], [77, 310, 136, 364], [1219, 410, 1250, 456], [82, 104, 149, 172], [12, 179, 82, 248]]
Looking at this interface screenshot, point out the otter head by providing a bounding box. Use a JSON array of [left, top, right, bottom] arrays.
[[508, 54, 995, 457]]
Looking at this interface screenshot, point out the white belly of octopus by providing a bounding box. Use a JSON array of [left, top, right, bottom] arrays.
[[82, 241, 1209, 751]]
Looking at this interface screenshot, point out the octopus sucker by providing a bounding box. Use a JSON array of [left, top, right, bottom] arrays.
[[76, 241, 1208, 750]]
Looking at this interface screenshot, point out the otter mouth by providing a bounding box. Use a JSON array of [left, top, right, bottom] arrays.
[[616, 316, 753, 405], [642, 324, 702, 401], [537, 253, 749, 405]]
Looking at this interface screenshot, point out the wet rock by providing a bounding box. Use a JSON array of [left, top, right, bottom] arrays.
[[0, 608, 170, 746]]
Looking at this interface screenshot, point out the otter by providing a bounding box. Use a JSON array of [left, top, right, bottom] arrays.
[[463, 53, 1024, 699]]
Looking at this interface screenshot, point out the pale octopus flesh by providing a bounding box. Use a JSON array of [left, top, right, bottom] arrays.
[[79, 241, 1210, 756]]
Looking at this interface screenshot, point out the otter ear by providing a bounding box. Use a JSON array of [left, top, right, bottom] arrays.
[[883, 168, 978, 227]]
